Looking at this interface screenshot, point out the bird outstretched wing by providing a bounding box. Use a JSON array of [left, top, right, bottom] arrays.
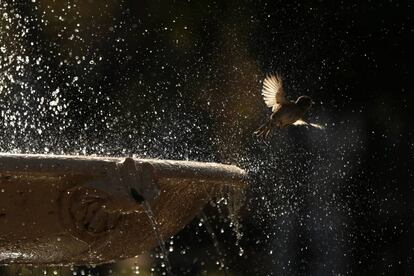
[[293, 119, 325, 130], [262, 73, 289, 111]]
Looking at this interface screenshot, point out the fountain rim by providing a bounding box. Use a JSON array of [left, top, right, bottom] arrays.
[[0, 153, 247, 183]]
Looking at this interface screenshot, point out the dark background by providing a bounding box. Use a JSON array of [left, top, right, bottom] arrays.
[[0, 0, 413, 275]]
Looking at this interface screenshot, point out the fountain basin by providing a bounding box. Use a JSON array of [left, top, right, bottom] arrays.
[[0, 154, 247, 265]]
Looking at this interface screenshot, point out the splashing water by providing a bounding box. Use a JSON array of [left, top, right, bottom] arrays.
[[1, 1, 396, 275], [199, 211, 229, 275], [217, 185, 246, 256]]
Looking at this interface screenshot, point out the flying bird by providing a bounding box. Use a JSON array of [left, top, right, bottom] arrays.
[[254, 73, 324, 140]]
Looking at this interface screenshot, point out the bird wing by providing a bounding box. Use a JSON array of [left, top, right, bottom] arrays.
[[293, 119, 325, 130], [262, 73, 289, 112]]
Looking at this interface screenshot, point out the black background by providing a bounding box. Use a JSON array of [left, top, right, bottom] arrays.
[[0, 0, 413, 275]]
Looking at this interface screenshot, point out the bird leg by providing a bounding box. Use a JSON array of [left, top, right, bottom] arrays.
[[264, 127, 272, 139], [253, 120, 272, 141]]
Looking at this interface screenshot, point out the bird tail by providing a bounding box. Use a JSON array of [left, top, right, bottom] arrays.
[[293, 119, 325, 130], [253, 120, 273, 140]]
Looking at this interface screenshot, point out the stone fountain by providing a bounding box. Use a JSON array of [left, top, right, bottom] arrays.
[[0, 154, 247, 265]]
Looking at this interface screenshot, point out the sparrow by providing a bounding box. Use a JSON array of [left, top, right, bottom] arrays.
[[254, 73, 324, 140]]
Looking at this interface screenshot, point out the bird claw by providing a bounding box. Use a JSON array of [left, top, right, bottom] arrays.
[[264, 129, 271, 139], [253, 125, 272, 144]]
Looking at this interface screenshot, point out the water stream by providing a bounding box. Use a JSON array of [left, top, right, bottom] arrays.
[[142, 201, 174, 276]]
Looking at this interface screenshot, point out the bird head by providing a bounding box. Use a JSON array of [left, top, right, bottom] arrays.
[[296, 96, 314, 110]]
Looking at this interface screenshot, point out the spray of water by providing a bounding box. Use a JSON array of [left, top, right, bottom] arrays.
[[0, 1, 376, 275], [199, 211, 229, 276]]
